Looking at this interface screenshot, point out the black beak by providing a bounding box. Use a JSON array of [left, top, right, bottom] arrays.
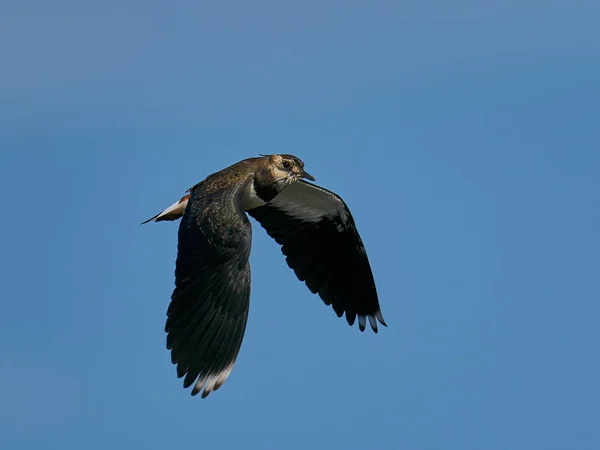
[[300, 169, 315, 181]]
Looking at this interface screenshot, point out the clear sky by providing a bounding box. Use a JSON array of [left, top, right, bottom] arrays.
[[1, 1, 599, 449]]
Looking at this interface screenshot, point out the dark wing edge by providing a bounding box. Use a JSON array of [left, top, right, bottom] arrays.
[[248, 180, 386, 333], [166, 184, 252, 398]]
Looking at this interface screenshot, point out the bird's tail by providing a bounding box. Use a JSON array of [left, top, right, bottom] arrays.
[[141, 194, 190, 224]]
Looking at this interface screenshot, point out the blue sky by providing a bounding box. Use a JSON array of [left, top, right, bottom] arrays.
[[1, 1, 599, 449]]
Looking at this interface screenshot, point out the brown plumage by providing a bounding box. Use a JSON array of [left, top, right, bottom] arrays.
[[144, 154, 385, 397]]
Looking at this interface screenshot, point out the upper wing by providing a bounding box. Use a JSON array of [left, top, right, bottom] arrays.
[[166, 181, 252, 398], [247, 180, 385, 332]]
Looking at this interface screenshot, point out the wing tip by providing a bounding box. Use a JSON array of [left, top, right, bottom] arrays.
[[358, 315, 367, 331], [183, 366, 235, 398], [355, 310, 386, 333]]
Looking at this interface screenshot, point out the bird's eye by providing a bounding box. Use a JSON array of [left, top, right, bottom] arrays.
[[282, 161, 292, 169]]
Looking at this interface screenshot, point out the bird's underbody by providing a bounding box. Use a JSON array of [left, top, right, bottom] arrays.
[[143, 154, 386, 398]]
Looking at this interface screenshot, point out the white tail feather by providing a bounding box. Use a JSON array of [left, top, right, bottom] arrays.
[[141, 194, 190, 224]]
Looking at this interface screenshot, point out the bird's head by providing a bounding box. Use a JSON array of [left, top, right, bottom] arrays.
[[251, 154, 315, 203], [263, 153, 315, 185]]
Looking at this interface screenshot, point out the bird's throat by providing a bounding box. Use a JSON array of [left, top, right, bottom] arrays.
[[251, 178, 280, 205]]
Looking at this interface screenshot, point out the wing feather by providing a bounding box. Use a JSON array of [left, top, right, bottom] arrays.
[[248, 181, 385, 332], [166, 179, 252, 397]]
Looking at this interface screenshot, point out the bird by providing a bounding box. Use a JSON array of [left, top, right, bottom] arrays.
[[143, 154, 385, 398]]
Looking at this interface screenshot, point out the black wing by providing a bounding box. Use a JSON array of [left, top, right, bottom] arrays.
[[166, 182, 252, 398], [247, 181, 385, 332]]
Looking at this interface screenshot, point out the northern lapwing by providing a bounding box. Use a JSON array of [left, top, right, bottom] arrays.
[[143, 154, 386, 397]]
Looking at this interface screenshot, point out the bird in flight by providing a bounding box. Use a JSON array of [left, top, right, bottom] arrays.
[[143, 154, 385, 398]]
